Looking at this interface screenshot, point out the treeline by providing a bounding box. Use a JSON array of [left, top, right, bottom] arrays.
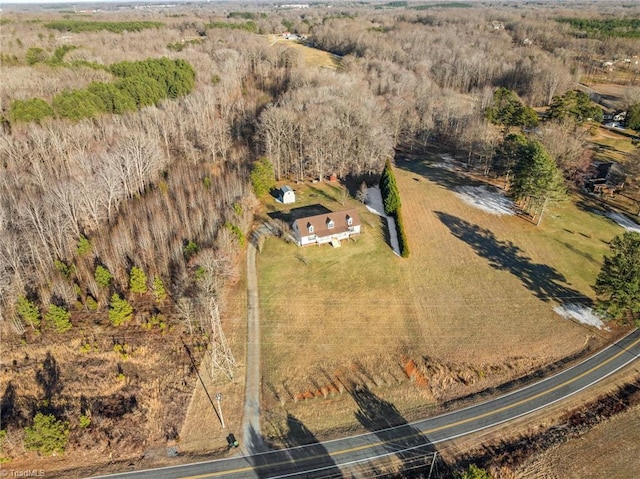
[[309, 11, 578, 107], [257, 71, 393, 181], [412, 2, 473, 9], [206, 21, 258, 33], [8, 58, 196, 123], [44, 20, 164, 33], [0, 29, 297, 333], [557, 17, 640, 39], [228, 11, 266, 20]]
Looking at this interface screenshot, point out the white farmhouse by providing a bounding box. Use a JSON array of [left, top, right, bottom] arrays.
[[292, 208, 361, 246]]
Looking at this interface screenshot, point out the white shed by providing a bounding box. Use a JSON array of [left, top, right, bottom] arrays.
[[279, 185, 295, 204]]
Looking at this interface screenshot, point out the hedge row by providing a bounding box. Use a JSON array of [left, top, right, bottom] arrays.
[[205, 21, 258, 33], [380, 159, 410, 257], [394, 207, 410, 258], [45, 20, 164, 33]]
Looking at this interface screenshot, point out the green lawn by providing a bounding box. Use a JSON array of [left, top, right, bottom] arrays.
[[256, 165, 626, 440]]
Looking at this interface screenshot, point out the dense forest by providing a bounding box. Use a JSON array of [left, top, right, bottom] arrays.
[[1, 0, 639, 473]]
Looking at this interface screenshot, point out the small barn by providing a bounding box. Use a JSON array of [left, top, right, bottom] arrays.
[[278, 185, 296, 204]]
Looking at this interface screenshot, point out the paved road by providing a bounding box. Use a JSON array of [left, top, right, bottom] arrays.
[[90, 328, 640, 479]]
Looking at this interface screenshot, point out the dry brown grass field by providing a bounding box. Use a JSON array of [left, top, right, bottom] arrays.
[[268, 34, 341, 70], [257, 153, 627, 443], [517, 403, 640, 479]]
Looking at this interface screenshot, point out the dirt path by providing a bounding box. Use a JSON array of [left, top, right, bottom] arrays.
[[241, 228, 268, 453]]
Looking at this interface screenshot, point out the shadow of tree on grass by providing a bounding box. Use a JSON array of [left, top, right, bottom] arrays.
[[436, 212, 589, 304], [36, 351, 63, 405]]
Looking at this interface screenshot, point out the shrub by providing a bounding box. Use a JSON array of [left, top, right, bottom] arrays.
[[25, 47, 47, 65], [54, 259, 74, 278], [49, 44, 77, 64], [129, 266, 147, 294], [195, 266, 206, 281], [45, 304, 72, 333], [78, 415, 91, 428], [225, 222, 246, 246], [183, 241, 199, 260], [113, 343, 128, 359], [94, 265, 113, 288], [8, 98, 54, 124], [109, 294, 133, 326], [85, 296, 98, 311], [143, 314, 166, 331], [250, 157, 276, 198], [24, 413, 69, 455], [16, 295, 41, 329], [458, 464, 493, 479], [152, 276, 167, 303], [76, 235, 92, 256]]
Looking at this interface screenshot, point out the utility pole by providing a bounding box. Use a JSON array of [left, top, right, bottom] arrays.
[[216, 392, 225, 429], [208, 299, 237, 381], [427, 451, 438, 479]]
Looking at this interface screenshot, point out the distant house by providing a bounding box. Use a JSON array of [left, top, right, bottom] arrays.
[[613, 111, 627, 122], [278, 185, 296, 204], [292, 208, 361, 246], [585, 161, 625, 195]]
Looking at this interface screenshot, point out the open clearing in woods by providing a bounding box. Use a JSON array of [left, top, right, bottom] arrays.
[[268, 34, 341, 70], [257, 152, 626, 441]]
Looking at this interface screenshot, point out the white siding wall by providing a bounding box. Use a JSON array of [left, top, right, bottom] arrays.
[[283, 191, 295, 204], [295, 223, 360, 246]]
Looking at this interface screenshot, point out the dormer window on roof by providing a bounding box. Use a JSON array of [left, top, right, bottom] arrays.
[[307, 223, 314, 233], [346, 215, 353, 226], [326, 217, 335, 229]]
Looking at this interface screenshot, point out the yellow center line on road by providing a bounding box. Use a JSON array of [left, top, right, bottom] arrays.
[[178, 335, 640, 479]]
